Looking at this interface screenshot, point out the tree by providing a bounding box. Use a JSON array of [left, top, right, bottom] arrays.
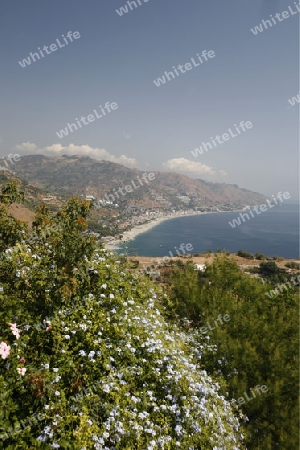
[[169, 255, 299, 449], [0, 181, 27, 252]]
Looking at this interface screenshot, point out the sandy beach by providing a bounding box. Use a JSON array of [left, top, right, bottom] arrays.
[[106, 211, 218, 250], [105, 208, 249, 251], [120, 216, 172, 242]]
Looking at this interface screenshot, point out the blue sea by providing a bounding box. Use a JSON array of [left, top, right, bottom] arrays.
[[118, 204, 299, 259]]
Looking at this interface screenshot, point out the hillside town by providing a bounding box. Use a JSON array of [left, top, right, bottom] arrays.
[[84, 193, 251, 243]]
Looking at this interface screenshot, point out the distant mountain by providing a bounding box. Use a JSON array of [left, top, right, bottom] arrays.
[[13, 154, 266, 209]]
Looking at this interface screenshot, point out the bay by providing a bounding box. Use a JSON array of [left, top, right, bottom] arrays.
[[118, 204, 299, 259]]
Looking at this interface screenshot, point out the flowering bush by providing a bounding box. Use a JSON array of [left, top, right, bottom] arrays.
[[0, 184, 244, 449]]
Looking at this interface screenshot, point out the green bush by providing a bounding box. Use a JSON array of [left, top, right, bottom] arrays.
[[254, 253, 267, 260], [0, 183, 244, 449], [168, 255, 299, 449], [237, 250, 254, 259]]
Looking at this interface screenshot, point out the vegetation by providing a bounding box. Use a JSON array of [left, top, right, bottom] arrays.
[[258, 261, 288, 284], [1, 181, 298, 449], [285, 261, 300, 270], [237, 250, 254, 259], [167, 258, 299, 450], [0, 182, 244, 449], [86, 219, 115, 237], [254, 253, 268, 260]]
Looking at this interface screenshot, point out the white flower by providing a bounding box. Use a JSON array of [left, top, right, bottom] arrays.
[[64, 335, 70, 339], [53, 368, 59, 372], [0, 342, 11, 359], [55, 391, 60, 396], [8, 323, 20, 339], [101, 284, 107, 289], [109, 294, 115, 299], [17, 367, 27, 376]]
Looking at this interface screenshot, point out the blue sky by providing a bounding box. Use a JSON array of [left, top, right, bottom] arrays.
[[0, 0, 298, 200]]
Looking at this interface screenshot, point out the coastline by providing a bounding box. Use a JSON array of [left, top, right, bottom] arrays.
[[105, 210, 239, 250]]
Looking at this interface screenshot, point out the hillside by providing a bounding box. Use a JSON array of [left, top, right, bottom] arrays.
[[0, 170, 65, 228], [14, 154, 266, 210]]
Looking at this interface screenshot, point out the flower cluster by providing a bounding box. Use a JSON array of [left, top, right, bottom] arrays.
[[0, 243, 244, 449]]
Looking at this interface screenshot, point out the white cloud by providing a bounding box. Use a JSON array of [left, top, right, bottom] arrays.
[[14, 142, 138, 169], [219, 169, 228, 177], [163, 158, 216, 176], [15, 142, 38, 152]]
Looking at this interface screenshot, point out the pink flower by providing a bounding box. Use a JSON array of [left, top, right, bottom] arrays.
[[8, 322, 20, 340], [0, 342, 11, 359], [17, 367, 27, 376], [19, 357, 26, 364]]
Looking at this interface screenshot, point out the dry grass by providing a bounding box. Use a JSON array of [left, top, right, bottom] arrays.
[[128, 253, 299, 271]]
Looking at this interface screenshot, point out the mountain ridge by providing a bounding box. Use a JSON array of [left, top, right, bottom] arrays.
[[13, 154, 266, 209]]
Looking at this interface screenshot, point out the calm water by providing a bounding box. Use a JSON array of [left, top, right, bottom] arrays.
[[118, 205, 299, 259]]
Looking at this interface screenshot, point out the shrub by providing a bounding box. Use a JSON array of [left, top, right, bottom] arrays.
[[168, 255, 299, 449], [254, 253, 267, 260], [0, 184, 244, 449], [237, 250, 254, 259], [285, 262, 300, 270]]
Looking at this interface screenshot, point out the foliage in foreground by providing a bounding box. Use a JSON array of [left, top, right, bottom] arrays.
[[168, 258, 299, 450], [0, 182, 244, 449]]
